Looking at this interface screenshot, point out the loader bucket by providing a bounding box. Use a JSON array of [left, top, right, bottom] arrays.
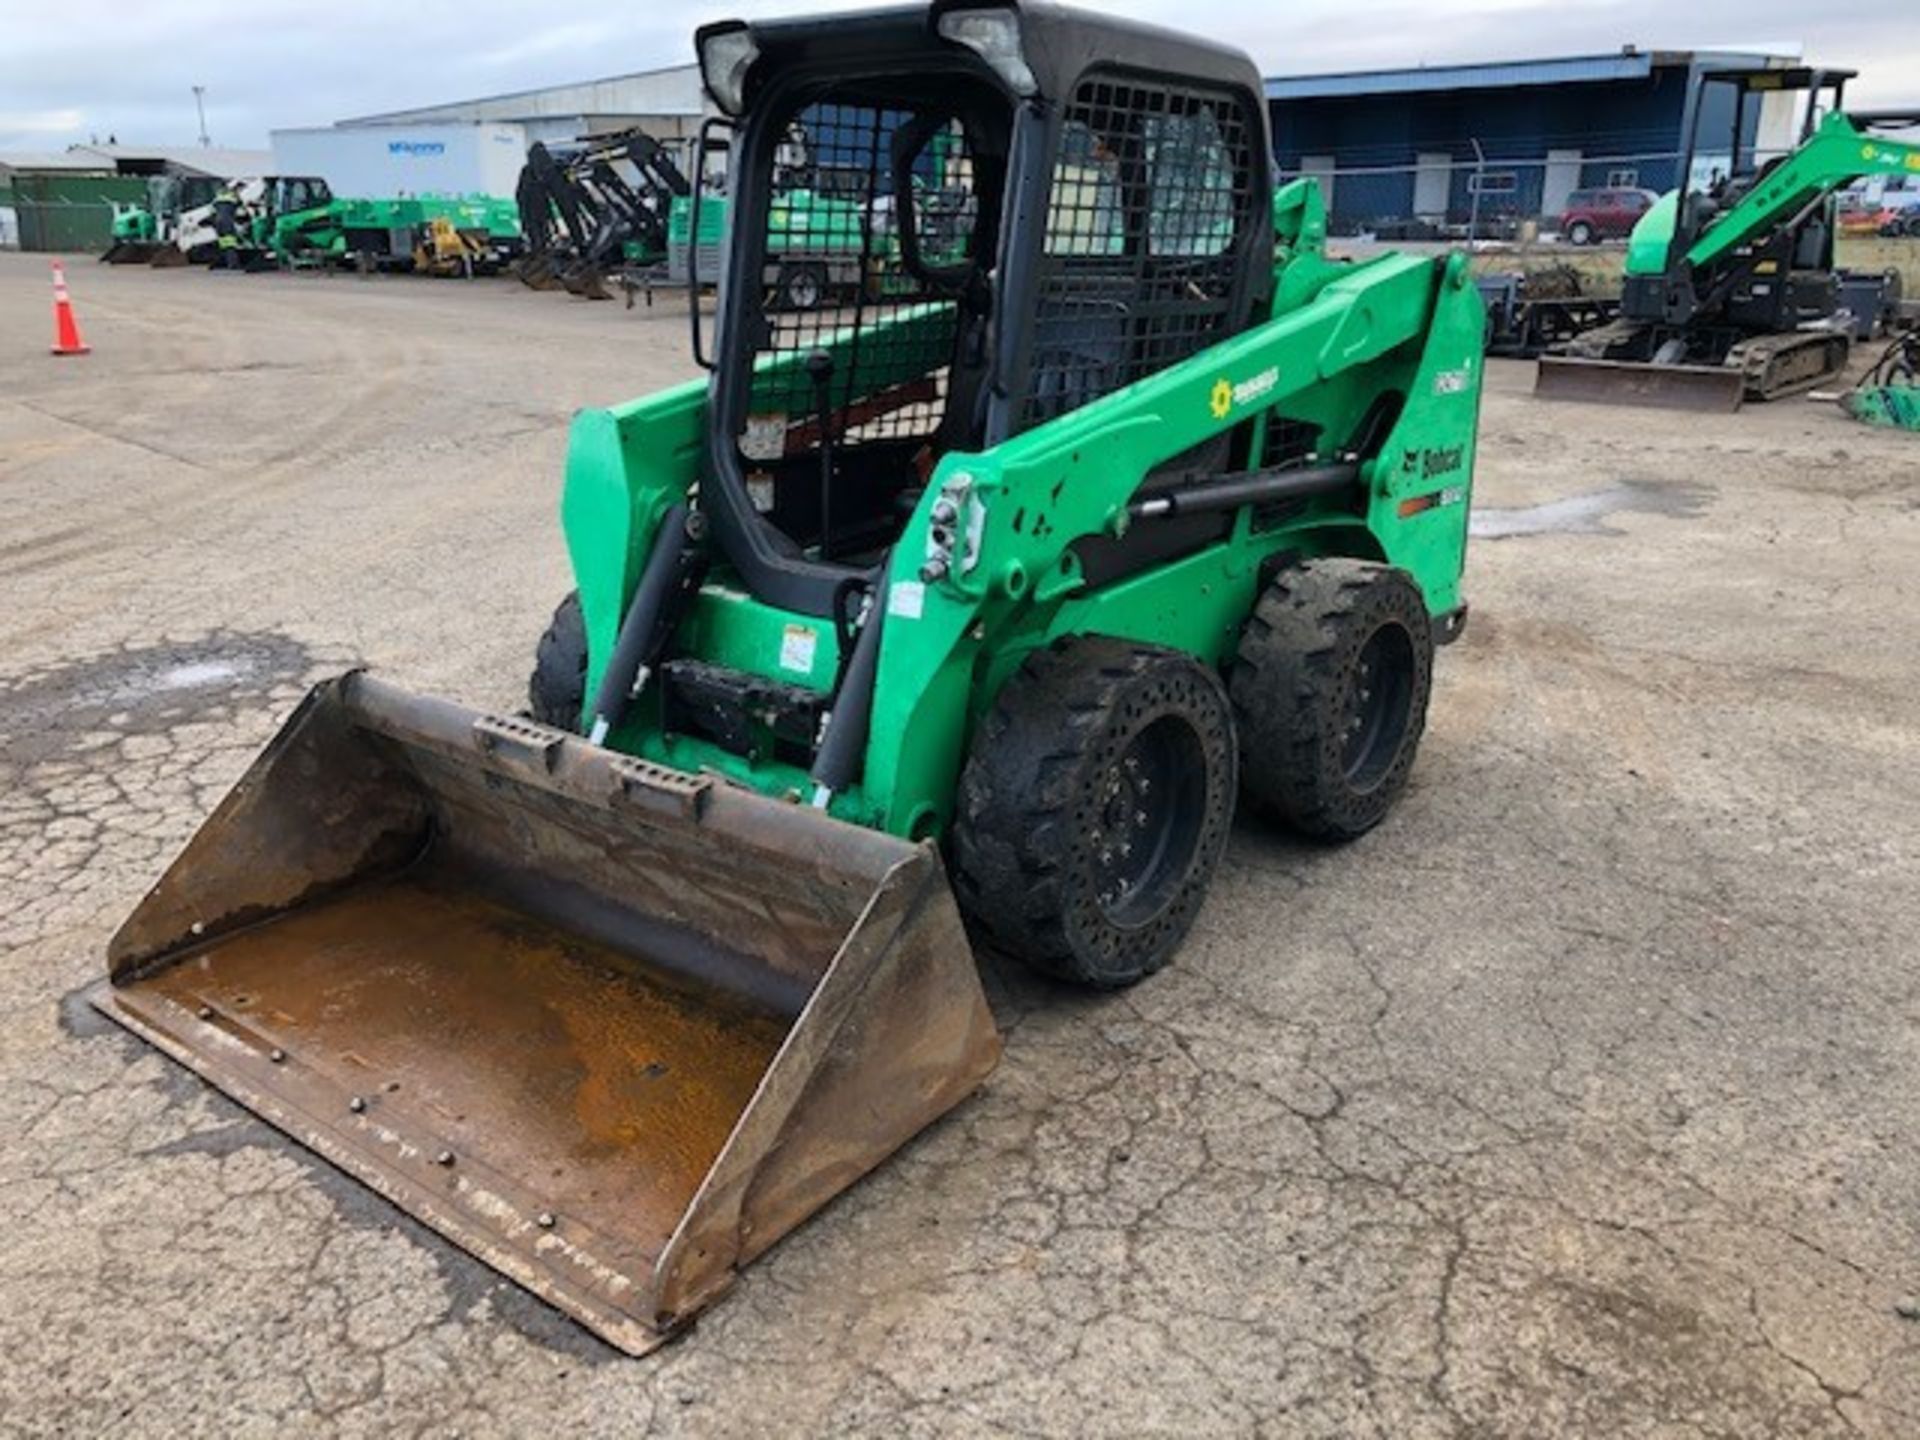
[[514, 253, 561, 290], [560, 263, 614, 301], [1534, 355, 1746, 412], [89, 673, 1000, 1354]]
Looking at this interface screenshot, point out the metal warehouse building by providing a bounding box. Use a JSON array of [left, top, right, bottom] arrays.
[[336, 62, 705, 146], [270, 63, 707, 200], [1266, 48, 1804, 237]]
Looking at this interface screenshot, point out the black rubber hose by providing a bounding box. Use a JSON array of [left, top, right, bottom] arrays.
[[809, 568, 890, 799], [586, 502, 691, 745]]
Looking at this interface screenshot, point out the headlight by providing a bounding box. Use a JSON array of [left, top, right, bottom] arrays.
[[698, 25, 759, 116], [937, 8, 1037, 98]]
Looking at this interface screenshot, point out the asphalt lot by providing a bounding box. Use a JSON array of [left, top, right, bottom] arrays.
[[2, 251, 1918, 1437]]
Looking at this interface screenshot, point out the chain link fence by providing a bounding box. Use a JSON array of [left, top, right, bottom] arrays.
[[1276, 146, 1850, 245]]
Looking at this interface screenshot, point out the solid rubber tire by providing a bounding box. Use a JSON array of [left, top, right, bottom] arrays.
[[528, 591, 588, 731], [1230, 559, 1433, 841], [950, 637, 1237, 988]]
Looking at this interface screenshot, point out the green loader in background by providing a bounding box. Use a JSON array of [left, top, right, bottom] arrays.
[[93, 1, 1485, 1355]]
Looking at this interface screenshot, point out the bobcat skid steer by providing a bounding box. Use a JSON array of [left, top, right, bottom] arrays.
[[93, 0, 1484, 1354]]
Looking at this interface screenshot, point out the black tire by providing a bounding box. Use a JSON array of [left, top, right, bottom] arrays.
[[1568, 220, 1593, 246], [950, 638, 1237, 988], [777, 262, 826, 312], [528, 591, 588, 730], [1231, 559, 1433, 842]]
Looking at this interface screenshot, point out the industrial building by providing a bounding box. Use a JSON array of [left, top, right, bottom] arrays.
[[270, 63, 707, 198], [1266, 47, 1803, 235]]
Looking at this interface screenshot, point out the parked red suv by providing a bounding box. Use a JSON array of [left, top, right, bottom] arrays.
[[1559, 187, 1659, 245]]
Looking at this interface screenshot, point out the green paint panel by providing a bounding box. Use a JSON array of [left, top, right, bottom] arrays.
[[555, 176, 1484, 840]]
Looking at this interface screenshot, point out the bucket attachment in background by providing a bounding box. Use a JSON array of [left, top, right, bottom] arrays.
[[560, 262, 615, 301], [90, 673, 1001, 1354], [1534, 354, 1747, 412], [514, 254, 562, 290]]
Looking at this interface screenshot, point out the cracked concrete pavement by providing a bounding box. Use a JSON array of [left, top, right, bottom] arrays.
[[2, 252, 1918, 1436]]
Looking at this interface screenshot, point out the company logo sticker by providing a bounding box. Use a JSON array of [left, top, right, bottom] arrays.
[[1209, 366, 1280, 420], [388, 140, 447, 157]]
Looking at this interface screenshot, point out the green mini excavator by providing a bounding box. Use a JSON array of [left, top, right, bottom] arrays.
[[1540, 67, 1920, 410]]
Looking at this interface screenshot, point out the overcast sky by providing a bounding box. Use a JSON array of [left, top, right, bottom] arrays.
[[0, 0, 1912, 153]]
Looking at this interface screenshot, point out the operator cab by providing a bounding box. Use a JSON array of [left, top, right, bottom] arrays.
[[692, 1, 1272, 617]]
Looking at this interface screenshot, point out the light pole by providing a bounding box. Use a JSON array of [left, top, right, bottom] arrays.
[[192, 86, 209, 147]]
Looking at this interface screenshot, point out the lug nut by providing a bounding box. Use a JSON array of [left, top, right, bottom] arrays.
[[196, 1005, 214, 1020], [537, 1212, 556, 1229], [435, 1150, 455, 1167], [348, 1096, 366, 1114], [268, 1048, 286, 1064]]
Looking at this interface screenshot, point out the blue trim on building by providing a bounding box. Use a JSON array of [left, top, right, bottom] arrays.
[[1265, 53, 1655, 102], [1266, 49, 1785, 235]]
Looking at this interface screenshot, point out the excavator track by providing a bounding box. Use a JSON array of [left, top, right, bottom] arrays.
[[1727, 330, 1851, 402]]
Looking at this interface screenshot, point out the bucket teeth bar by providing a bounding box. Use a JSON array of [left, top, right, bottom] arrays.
[[91, 672, 999, 1353]]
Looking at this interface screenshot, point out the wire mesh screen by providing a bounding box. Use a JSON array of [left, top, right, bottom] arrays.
[[1021, 76, 1257, 429], [737, 101, 980, 465]]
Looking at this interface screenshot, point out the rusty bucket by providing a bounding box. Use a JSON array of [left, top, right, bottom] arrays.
[[90, 673, 1000, 1354]]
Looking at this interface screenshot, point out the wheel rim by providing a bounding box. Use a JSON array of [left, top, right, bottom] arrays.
[[1339, 623, 1416, 792], [1088, 715, 1209, 926]]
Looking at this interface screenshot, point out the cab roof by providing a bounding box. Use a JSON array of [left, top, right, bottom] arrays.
[[699, 0, 1266, 113]]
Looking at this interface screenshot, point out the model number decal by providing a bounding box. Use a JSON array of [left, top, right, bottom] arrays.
[[1433, 364, 1472, 395]]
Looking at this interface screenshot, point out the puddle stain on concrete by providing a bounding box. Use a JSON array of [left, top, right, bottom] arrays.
[[1472, 479, 1712, 540], [0, 631, 314, 770]]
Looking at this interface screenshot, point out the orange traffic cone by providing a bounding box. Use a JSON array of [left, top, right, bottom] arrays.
[[50, 260, 90, 356]]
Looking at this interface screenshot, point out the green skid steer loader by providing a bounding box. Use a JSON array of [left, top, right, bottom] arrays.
[[93, 1, 1484, 1354]]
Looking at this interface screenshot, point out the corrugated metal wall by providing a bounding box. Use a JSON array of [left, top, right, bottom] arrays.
[[8, 173, 148, 252]]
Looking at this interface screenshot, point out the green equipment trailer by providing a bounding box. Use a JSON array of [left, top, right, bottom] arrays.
[[270, 192, 522, 271], [1540, 69, 1920, 410], [92, 1, 1485, 1356]]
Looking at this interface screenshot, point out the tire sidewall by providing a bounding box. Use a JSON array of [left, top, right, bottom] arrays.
[[529, 591, 588, 730], [1307, 581, 1431, 832], [1232, 562, 1434, 840], [1059, 660, 1236, 985]]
